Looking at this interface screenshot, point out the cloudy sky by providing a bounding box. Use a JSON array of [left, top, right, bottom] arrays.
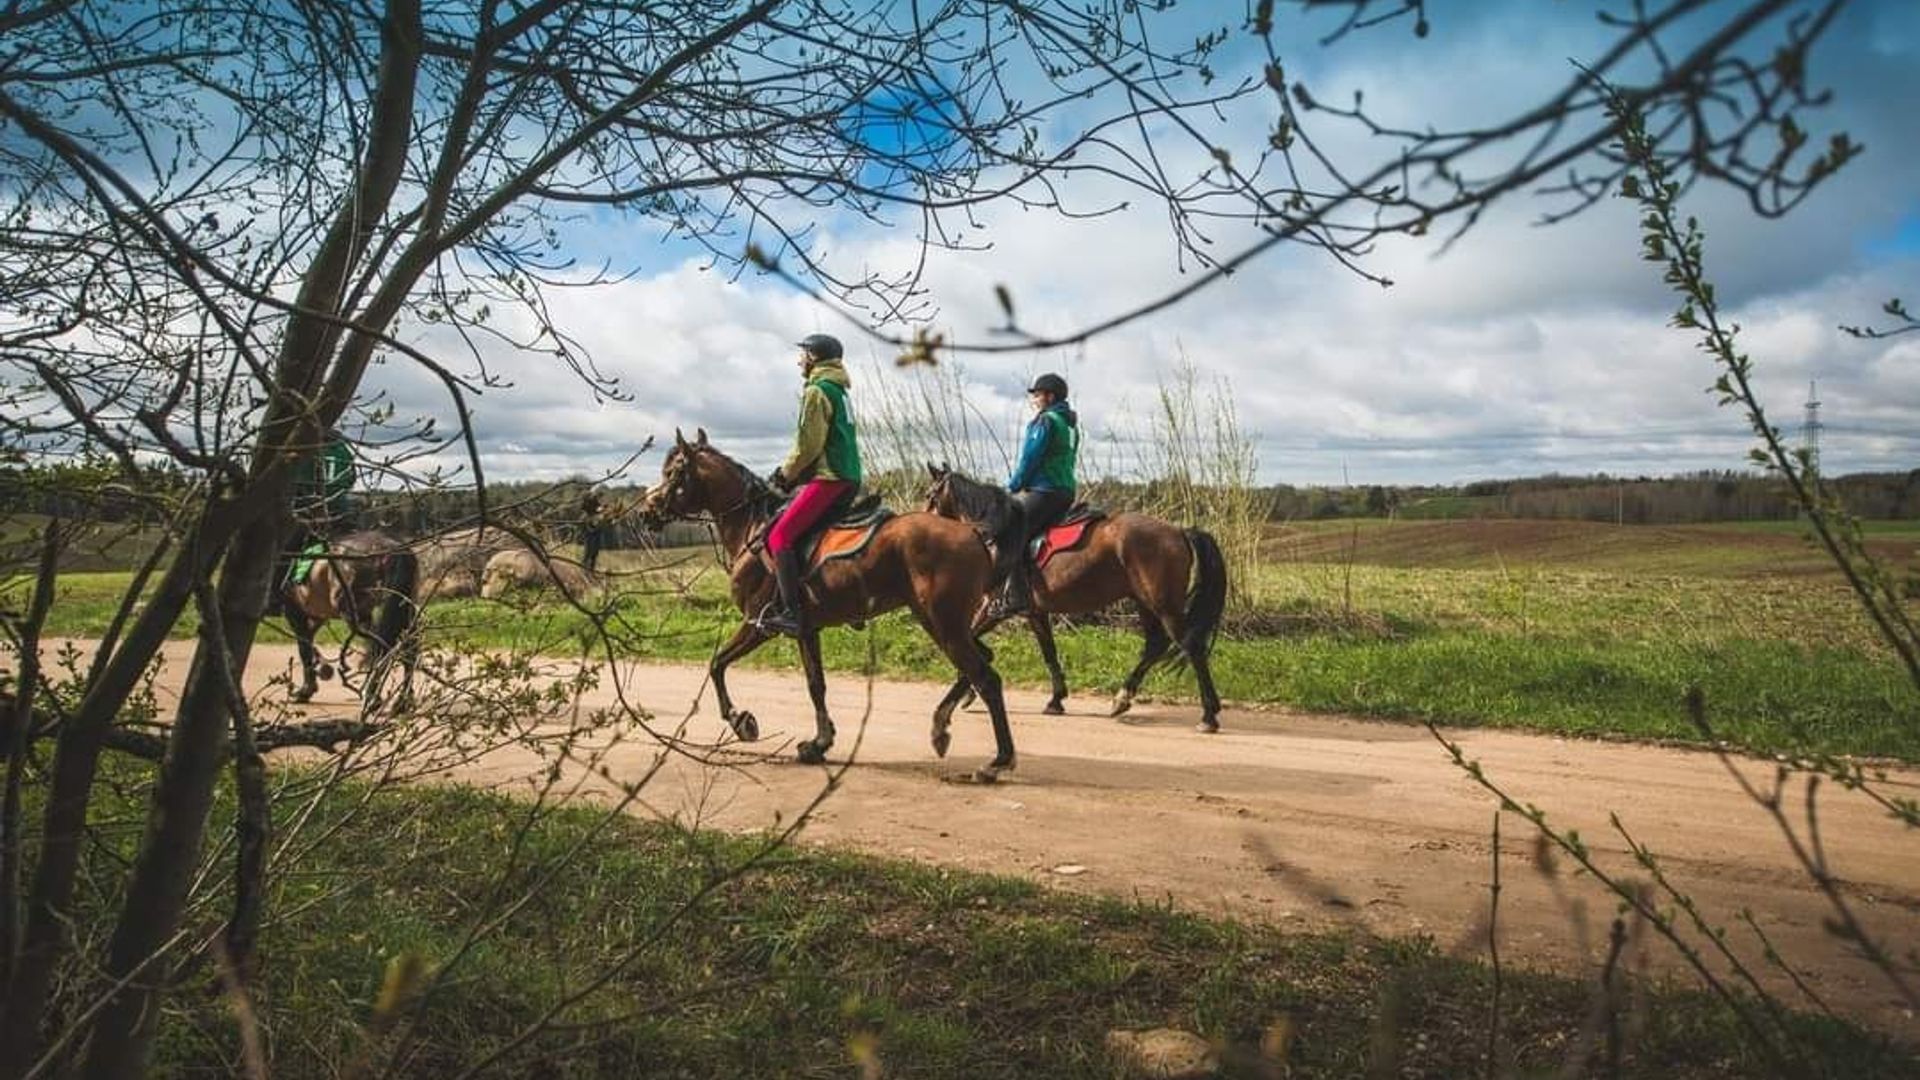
[[366, 1, 1919, 488]]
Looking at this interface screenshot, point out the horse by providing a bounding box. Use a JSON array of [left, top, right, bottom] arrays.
[[923, 464, 1228, 731], [278, 528, 421, 712], [637, 428, 1018, 781]]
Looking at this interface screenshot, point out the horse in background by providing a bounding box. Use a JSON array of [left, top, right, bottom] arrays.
[[639, 428, 1019, 781], [923, 464, 1228, 731], [278, 528, 421, 711]]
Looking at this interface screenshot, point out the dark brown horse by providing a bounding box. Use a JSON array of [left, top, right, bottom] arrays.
[[279, 528, 421, 711], [923, 465, 1228, 731], [638, 429, 1018, 780]]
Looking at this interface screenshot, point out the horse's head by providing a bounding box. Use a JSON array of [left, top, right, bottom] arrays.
[[639, 427, 750, 528], [922, 460, 958, 518]]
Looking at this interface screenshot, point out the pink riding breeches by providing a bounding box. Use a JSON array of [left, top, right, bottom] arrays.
[[768, 479, 854, 554]]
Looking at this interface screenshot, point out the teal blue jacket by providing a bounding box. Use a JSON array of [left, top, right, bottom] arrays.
[[1008, 402, 1077, 494]]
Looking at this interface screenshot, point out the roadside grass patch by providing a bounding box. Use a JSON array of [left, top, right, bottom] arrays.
[[61, 774, 1901, 1077]]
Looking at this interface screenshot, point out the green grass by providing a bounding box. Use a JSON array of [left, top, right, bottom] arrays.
[[27, 515, 1920, 761], [87, 773, 1907, 1077]]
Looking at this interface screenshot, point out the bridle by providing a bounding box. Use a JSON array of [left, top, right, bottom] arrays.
[[650, 444, 776, 529]]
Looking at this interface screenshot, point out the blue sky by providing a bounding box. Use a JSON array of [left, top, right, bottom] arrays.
[[368, 0, 1920, 487]]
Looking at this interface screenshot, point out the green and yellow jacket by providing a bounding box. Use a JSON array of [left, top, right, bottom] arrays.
[[780, 359, 862, 485]]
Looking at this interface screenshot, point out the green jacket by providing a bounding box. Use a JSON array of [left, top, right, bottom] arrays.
[[780, 360, 862, 485], [292, 435, 356, 520], [1009, 403, 1077, 494]]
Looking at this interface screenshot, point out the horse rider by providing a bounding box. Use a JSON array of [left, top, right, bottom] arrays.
[[757, 333, 863, 636], [578, 488, 612, 572], [997, 372, 1079, 616], [271, 427, 357, 613]]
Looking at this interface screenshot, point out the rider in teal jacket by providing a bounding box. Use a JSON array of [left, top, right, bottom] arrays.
[[999, 373, 1077, 616]]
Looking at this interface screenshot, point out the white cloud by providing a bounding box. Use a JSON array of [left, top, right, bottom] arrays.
[[354, 3, 1920, 487]]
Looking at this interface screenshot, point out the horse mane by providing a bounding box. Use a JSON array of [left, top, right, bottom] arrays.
[[944, 470, 1015, 537], [694, 444, 783, 520]]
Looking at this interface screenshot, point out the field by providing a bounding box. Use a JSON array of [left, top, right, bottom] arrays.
[[15, 516, 1920, 1075], [33, 516, 1920, 759]]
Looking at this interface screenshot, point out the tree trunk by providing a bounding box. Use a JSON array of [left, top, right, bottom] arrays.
[[79, 513, 282, 1077]]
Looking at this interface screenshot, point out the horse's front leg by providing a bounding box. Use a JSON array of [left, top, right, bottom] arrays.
[[932, 603, 1005, 736], [710, 620, 771, 742], [1028, 611, 1069, 715], [793, 628, 835, 764], [286, 606, 320, 703]]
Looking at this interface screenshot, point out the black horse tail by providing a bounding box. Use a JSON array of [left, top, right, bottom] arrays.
[[1181, 528, 1228, 661], [373, 546, 420, 665]]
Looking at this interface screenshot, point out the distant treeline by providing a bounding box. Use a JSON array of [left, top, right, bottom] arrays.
[[1261, 470, 1920, 524], [6, 463, 1917, 543]]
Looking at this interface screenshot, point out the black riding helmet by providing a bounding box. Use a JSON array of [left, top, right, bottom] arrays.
[[1027, 372, 1068, 399], [796, 333, 844, 362]]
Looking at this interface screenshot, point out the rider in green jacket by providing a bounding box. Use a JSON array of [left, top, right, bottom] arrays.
[[757, 334, 863, 636]]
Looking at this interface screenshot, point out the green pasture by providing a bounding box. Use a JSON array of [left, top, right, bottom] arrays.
[[31, 514, 1920, 760]]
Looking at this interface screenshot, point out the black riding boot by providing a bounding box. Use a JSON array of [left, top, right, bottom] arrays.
[[992, 561, 1033, 619], [755, 547, 809, 637]]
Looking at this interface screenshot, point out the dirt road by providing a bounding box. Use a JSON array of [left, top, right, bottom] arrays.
[[147, 641, 1920, 1037]]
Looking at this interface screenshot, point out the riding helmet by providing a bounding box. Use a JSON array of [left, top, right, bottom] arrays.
[[796, 333, 844, 362], [1027, 372, 1069, 399]]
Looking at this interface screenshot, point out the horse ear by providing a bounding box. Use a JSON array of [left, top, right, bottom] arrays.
[[925, 461, 940, 478], [941, 459, 951, 474], [696, 427, 708, 446], [674, 427, 689, 450]]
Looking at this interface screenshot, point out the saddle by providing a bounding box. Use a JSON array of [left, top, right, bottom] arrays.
[[1027, 504, 1104, 569], [753, 491, 895, 576]]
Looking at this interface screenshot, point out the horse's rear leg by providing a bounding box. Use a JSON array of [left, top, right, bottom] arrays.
[[1112, 609, 1173, 719], [1188, 637, 1223, 733], [794, 629, 834, 765], [1148, 609, 1222, 733]]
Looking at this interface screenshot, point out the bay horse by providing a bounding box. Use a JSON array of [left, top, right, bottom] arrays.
[[923, 465, 1228, 731], [638, 429, 1017, 781], [278, 528, 421, 712]]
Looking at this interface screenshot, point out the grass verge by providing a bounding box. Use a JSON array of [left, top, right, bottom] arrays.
[[107, 775, 1908, 1078]]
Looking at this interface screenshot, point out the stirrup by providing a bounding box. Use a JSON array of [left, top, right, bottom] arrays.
[[986, 587, 1029, 621], [753, 605, 804, 637]]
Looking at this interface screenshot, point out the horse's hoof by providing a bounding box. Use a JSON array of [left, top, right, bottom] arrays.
[[1109, 695, 1133, 718], [931, 729, 952, 758], [290, 688, 315, 705], [1043, 700, 1065, 716], [973, 757, 1015, 783], [729, 711, 760, 742], [1195, 719, 1220, 734], [796, 741, 828, 765], [317, 663, 335, 681]]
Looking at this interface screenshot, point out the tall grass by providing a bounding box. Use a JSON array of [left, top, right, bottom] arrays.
[[858, 355, 1273, 611], [1118, 354, 1273, 611]]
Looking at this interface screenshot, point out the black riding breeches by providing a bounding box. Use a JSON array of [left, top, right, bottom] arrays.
[[1012, 489, 1074, 547]]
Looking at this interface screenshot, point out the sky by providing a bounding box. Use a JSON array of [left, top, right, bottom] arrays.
[[364, 0, 1920, 489]]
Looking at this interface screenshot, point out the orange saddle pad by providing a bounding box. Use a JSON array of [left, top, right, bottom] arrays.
[[807, 520, 887, 571]]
